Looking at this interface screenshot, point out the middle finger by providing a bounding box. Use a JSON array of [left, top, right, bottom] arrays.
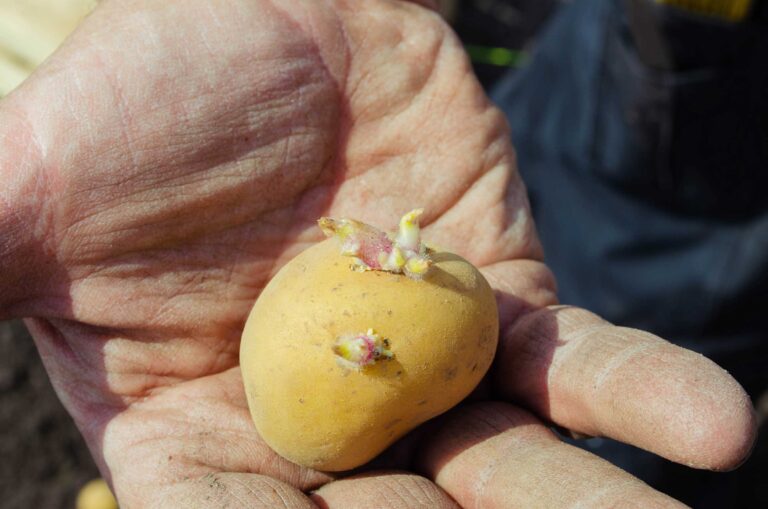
[[417, 402, 687, 508]]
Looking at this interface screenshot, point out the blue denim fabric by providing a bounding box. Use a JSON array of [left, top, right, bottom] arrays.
[[492, 0, 768, 393], [491, 0, 767, 505]]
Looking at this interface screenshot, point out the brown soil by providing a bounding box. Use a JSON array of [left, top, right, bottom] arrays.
[[0, 320, 99, 509]]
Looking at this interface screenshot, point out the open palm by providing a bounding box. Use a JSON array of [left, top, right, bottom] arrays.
[[0, 1, 755, 507]]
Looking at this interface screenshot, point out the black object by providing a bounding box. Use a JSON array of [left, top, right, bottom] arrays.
[[452, 0, 559, 87]]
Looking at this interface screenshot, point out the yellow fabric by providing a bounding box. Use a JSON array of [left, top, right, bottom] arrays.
[[0, 0, 96, 96], [655, 0, 753, 21]]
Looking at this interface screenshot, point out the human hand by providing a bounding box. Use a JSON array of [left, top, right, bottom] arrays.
[[0, 0, 755, 507]]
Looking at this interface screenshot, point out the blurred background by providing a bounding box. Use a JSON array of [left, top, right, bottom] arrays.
[[1, 0, 765, 507], [0, 0, 95, 95]]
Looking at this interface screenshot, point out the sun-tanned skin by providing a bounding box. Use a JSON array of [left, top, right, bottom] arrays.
[[0, 1, 756, 507]]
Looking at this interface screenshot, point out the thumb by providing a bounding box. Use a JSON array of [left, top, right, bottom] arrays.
[[0, 102, 52, 319]]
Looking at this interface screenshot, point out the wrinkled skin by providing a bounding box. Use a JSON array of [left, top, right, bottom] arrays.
[[0, 1, 756, 507]]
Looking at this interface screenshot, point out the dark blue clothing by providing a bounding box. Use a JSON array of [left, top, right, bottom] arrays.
[[492, 0, 768, 396], [491, 0, 768, 505]]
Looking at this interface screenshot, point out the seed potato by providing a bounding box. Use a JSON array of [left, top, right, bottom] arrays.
[[240, 212, 498, 471]]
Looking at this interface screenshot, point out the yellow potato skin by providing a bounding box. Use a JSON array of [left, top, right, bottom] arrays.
[[240, 239, 498, 471], [76, 479, 118, 509]]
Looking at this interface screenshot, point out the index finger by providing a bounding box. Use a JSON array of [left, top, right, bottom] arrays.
[[484, 261, 757, 471]]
